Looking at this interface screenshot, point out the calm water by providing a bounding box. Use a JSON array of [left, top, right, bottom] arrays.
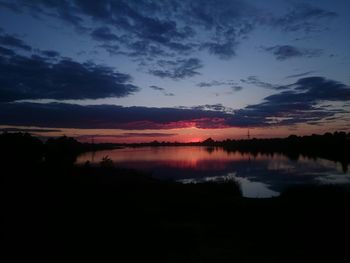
[[76, 146, 350, 198]]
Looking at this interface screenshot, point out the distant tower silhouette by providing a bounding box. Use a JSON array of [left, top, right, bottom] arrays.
[[247, 130, 250, 140], [91, 135, 95, 163]]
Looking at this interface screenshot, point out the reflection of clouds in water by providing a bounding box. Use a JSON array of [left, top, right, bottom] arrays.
[[298, 157, 343, 171], [267, 160, 296, 171], [315, 173, 350, 184], [179, 173, 237, 184], [233, 176, 279, 198], [178, 172, 279, 198]]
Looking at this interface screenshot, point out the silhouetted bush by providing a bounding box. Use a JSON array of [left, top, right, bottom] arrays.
[[45, 136, 86, 166], [100, 155, 114, 168], [0, 132, 44, 165]]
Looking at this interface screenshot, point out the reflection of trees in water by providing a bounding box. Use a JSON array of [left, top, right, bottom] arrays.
[[205, 146, 215, 154], [91, 150, 95, 163], [341, 162, 348, 173], [221, 132, 350, 173]]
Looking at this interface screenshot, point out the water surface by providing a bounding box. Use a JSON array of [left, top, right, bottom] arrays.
[[76, 146, 350, 197]]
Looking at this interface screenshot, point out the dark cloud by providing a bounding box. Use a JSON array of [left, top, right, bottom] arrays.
[[0, 46, 16, 56], [240, 76, 278, 89], [0, 1, 338, 63], [118, 40, 174, 58], [149, 85, 175, 96], [76, 133, 177, 140], [0, 33, 32, 51], [165, 41, 194, 53], [0, 127, 61, 133], [197, 80, 243, 94], [0, 102, 231, 130], [0, 52, 139, 102], [263, 45, 322, 60], [197, 80, 236, 88], [186, 0, 257, 59], [230, 77, 350, 127], [40, 50, 60, 58], [289, 77, 350, 101], [0, 77, 348, 129], [149, 58, 202, 80], [1, 0, 340, 63], [230, 101, 335, 127], [98, 44, 120, 55], [189, 104, 232, 113], [201, 42, 237, 59], [91, 26, 119, 42], [273, 3, 337, 33], [231, 86, 243, 92], [285, 71, 316, 79], [0, 31, 59, 58], [149, 85, 165, 91], [0, 1, 21, 12], [0, 0, 260, 60], [18, 0, 85, 29]]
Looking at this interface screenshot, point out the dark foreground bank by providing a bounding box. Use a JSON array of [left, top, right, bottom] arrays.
[[1, 132, 350, 262], [3, 161, 350, 263]]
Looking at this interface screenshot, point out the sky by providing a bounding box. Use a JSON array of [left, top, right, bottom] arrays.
[[0, 0, 349, 142]]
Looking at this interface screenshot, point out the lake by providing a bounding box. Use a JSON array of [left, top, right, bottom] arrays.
[[76, 146, 350, 198]]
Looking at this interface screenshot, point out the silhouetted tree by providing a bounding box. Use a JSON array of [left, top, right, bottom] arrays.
[[0, 132, 44, 165], [45, 136, 84, 166]]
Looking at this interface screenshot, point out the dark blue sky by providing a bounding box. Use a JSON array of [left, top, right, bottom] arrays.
[[0, 0, 349, 141]]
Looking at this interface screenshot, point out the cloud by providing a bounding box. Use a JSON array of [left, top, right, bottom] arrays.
[[0, 30, 60, 59], [0, 29, 139, 102], [0, 1, 338, 64], [116, 40, 175, 59], [98, 44, 120, 55], [273, 3, 337, 33], [0, 46, 15, 56], [17, 0, 85, 29], [0, 1, 21, 12], [231, 86, 243, 92], [0, 102, 231, 130], [262, 45, 322, 60], [230, 101, 335, 127], [149, 58, 202, 80], [0, 52, 139, 102], [201, 41, 237, 59], [0, 77, 348, 130], [91, 26, 119, 42], [40, 50, 60, 58], [288, 77, 350, 102], [0, 127, 61, 133], [149, 85, 175, 96], [0, 0, 260, 60], [149, 85, 165, 91], [229, 77, 350, 127], [76, 132, 177, 140], [196, 80, 243, 94], [197, 80, 236, 88], [99, 44, 122, 56], [285, 71, 316, 79], [240, 76, 277, 89], [189, 104, 232, 113], [0, 33, 32, 51]]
